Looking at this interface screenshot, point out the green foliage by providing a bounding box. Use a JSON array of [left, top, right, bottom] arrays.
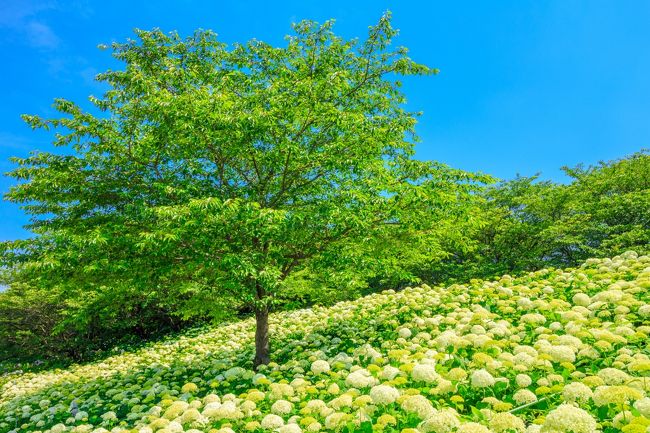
[[1, 14, 483, 365], [0, 278, 191, 365], [0, 283, 65, 362], [430, 151, 650, 282]]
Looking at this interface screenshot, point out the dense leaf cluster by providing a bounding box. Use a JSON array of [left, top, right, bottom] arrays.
[[427, 150, 650, 284], [0, 15, 482, 366]]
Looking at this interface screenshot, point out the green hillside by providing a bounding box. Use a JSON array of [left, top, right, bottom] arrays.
[[1, 251, 649, 433]]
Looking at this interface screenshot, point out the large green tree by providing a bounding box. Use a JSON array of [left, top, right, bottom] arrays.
[[2, 14, 482, 367]]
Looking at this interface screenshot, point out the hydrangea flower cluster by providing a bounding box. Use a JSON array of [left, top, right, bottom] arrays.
[[1, 251, 649, 433]]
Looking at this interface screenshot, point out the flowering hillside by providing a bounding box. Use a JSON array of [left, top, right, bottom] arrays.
[[1, 252, 649, 433]]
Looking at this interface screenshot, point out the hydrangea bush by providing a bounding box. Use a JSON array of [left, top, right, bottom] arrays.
[[1, 251, 649, 433]]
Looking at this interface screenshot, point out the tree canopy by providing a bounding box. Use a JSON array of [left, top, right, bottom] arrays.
[[428, 150, 650, 283], [1, 14, 484, 367]]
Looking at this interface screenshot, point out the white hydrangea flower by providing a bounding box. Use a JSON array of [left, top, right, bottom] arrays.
[[400, 394, 435, 420], [278, 424, 302, 433], [593, 385, 644, 406], [345, 369, 377, 388], [208, 401, 243, 420], [562, 382, 593, 403], [544, 345, 576, 363], [369, 384, 400, 405], [305, 421, 321, 432], [541, 403, 597, 433], [310, 360, 330, 375], [165, 421, 184, 433], [634, 397, 650, 417], [324, 412, 349, 430], [515, 374, 532, 388], [270, 383, 295, 400], [398, 328, 413, 338], [100, 412, 117, 422], [412, 363, 440, 383], [381, 365, 401, 380], [470, 369, 495, 388], [597, 367, 630, 385], [572, 293, 590, 306], [329, 394, 353, 410], [418, 408, 460, 433], [489, 412, 525, 433], [271, 400, 293, 415], [638, 304, 650, 317], [52, 425, 67, 433], [305, 399, 327, 413], [513, 389, 537, 405], [261, 414, 285, 430]]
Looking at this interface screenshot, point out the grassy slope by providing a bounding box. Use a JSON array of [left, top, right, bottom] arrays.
[[1, 252, 649, 433]]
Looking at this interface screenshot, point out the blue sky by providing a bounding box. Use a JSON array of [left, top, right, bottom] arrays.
[[1, 0, 649, 241]]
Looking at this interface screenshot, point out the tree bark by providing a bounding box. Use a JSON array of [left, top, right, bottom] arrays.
[[253, 305, 270, 369]]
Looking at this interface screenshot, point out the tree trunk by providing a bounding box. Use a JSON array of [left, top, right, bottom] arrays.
[[253, 305, 270, 369]]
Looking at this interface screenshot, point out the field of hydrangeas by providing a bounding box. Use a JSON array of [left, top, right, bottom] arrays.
[[1, 251, 649, 433]]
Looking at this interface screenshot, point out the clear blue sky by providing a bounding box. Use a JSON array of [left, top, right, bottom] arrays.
[[1, 0, 649, 241]]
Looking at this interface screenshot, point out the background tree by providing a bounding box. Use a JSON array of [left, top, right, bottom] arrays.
[[428, 150, 650, 282], [1, 14, 484, 367]]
